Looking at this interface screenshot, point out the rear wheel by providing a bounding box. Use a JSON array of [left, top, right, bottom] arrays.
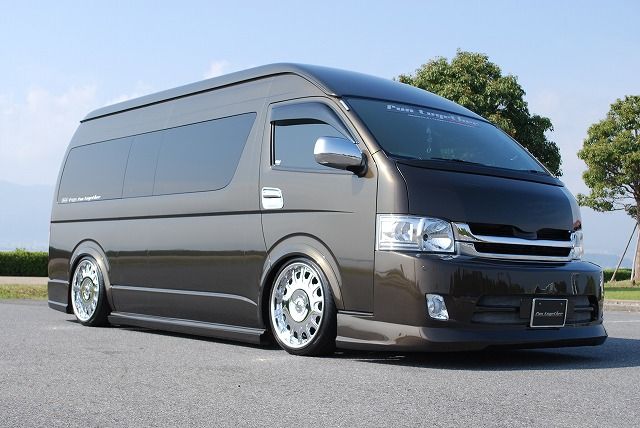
[[70, 257, 110, 326], [269, 258, 336, 356]]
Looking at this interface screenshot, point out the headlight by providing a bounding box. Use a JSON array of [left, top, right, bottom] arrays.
[[570, 230, 584, 260], [376, 215, 455, 252]]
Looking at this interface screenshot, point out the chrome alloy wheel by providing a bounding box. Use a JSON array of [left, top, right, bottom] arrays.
[[270, 261, 325, 349], [71, 259, 101, 322]]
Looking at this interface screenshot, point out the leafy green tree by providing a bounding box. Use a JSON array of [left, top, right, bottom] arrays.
[[398, 50, 562, 176], [578, 95, 640, 282]]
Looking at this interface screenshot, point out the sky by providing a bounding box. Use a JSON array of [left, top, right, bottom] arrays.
[[0, 1, 638, 266]]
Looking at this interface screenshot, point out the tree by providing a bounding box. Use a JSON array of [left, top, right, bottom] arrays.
[[398, 50, 562, 176], [577, 95, 640, 282]]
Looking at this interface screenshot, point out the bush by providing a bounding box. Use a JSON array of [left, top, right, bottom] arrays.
[[0, 249, 48, 277], [604, 268, 632, 281]]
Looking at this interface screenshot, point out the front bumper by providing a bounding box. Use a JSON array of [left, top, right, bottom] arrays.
[[336, 314, 606, 351], [336, 252, 607, 351]]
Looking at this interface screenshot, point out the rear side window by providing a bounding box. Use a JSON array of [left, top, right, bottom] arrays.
[[153, 112, 256, 195], [273, 121, 346, 171], [58, 137, 131, 203], [59, 112, 256, 203], [122, 132, 161, 198]]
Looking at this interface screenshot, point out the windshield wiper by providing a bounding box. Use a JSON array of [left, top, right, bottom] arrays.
[[429, 157, 487, 167], [396, 157, 549, 176]]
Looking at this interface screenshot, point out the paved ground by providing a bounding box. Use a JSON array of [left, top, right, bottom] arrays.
[[605, 300, 640, 312], [1, 301, 639, 428], [0, 277, 47, 285]]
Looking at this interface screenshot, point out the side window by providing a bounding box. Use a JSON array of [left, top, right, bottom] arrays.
[[59, 112, 257, 203], [58, 137, 131, 203], [153, 112, 256, 195], [122, 132, 161, 198], [273, 120, 346, 171]]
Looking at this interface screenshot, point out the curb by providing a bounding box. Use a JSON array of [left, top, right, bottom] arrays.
[[0, 277, 48, 286], [604, 300, 640, 312]]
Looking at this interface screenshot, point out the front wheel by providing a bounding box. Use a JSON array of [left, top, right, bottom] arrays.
[[70, 256, 110, 326], [269, 258, 336, 356]]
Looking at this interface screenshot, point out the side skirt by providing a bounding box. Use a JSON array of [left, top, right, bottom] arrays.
[[48, 300, 68, 312], [108, 312, 267, 345]]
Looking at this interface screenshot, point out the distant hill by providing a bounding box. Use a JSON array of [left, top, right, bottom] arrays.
[[0, 181, 53, 251], [583, 253, 633, 270]]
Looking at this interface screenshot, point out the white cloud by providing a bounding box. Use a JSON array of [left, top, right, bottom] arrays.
[[0, 85, 99, 186], [203, 60, 230, 79], [0, 81, 156, 187], [106, 81, 155, 105]]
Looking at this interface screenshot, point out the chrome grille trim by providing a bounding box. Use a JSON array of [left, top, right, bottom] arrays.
[[453, 223, 574, 262]]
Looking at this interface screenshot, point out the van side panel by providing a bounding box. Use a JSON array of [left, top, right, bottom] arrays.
[[49, 79, 273, 328]]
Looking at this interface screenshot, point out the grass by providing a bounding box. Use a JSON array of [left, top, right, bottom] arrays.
[[605, 280, 640, 301], [0, 284, 48, 300]]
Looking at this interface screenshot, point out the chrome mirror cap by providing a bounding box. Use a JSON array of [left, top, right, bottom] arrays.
[[314, 136, 366, 175]]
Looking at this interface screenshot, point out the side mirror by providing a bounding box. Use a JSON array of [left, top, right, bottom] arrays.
[[314, 136, 367, 176]]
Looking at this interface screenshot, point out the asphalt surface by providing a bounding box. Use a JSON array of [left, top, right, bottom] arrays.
[[1, 301, 639, 428]]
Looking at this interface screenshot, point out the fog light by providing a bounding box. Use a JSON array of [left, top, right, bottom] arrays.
[[426, 294, 449, 320]]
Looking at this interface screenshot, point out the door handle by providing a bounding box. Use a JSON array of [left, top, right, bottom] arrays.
[[261, 187, 283, 209]]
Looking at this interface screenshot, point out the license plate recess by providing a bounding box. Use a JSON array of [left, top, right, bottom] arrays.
[[530, 298, 567, 328]]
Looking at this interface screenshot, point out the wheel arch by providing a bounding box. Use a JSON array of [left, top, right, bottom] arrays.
[[69, 240, 114, 311], [257, 234, 344, 328]]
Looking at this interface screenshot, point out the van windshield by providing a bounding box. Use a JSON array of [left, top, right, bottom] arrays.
[[347, 98, 547, 174]]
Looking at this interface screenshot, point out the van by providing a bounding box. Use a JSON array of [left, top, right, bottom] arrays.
[[48, 63, 607, 355]]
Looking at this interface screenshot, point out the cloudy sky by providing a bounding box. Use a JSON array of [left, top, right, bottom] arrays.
[[0, 1, 638, 265]]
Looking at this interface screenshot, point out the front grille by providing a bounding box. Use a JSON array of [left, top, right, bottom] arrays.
[[537, 228, 572, 241], [468, 223, 571, 241], [454, 222, 574, 262], [468, 223, 519, 238], [473, 243, 571, 258], [471, 295, 597, 325]]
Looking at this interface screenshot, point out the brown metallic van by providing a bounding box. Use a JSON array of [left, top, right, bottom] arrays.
[[48, 64, 607, 355]]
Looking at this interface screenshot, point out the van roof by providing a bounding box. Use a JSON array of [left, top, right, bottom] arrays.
[[83, 63, 483, 122]]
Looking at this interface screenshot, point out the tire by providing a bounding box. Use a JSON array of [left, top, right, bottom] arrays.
[[268, 258, 337, 356], [70, 256, 110, 326]]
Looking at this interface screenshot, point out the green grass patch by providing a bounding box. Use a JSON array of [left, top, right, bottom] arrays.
[[605, 280, 640, 300], [0, 284, 48, 300]]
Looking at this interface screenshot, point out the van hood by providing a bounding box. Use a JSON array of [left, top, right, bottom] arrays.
[[397, 163, 580, 233]]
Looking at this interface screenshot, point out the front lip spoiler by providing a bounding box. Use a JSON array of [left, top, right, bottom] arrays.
[[335, 312, 607, 352]]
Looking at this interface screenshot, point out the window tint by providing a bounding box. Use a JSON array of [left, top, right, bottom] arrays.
[[58, 137, 131, 203], [273, 121, 345, 170], [59, 112, 256, 204], [348, 98, 546, 173], [122, 132, 161, 198], [153, 113, 256, 195]]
